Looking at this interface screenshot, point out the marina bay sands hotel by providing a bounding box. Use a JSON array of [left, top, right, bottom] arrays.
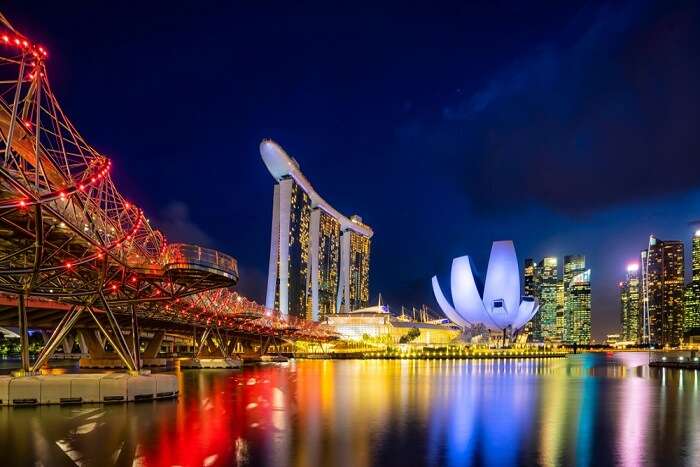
[[261, 140, 373, 321]]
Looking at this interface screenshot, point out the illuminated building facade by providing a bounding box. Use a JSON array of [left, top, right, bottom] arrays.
[[684, 231, 700, 331], [432, 241, 539, 334], [522, 259, 537, 335], [317, 211, 340, 319], [563, 255, 588, 343], [555, 282, 565, 340], [346, 224, 371, 311], [262, 140, 373, 320], [620, 263, 642, 343], [523, 259, 536, 297], [326, 304, 461, 345], [642, 237, 684, 347], [566, 268, 591, 344], [533, 257, 558, 342]]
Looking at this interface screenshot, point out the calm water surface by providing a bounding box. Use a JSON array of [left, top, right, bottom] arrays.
[[1, 353, 699, 466]]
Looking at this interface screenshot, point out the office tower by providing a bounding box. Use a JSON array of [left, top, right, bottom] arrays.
[[535, 257, 558, 342], [555, 282, 565, 340], [642, 236, 684, 347], [523, 258, 537, 336], [523, 258, 537, 297], [563, 255, 588, 343], [344, 220, 371, 311], [620, 263, 641, 343], [567, 268, 591, 344], [685, 231, 700, 331], [262, 140, 373, 320], [316, 211, 341, 318], [684, 285, 696, 332]]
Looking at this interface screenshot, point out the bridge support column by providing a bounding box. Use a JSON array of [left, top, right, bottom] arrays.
[[129, 304, 141, 372], [195, 327, 212, 358], [87, 306, 135, 373], [227, 336, 240, 356], [214, 328, 230, 358], [143, 331, 165, 359], [63, 335, 75, 355], [39, 330, 49, 345], [78, 329, 105, 358], [18, 294, 30, 373], [31, 306, 83, 373]]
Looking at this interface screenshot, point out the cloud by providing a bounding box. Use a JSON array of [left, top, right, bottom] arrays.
[[402, 1, 700, 216], [156, 201, 215, 247], [155, 201, 268, 302]]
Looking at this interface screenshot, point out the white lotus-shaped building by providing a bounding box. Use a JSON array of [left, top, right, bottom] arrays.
[[432, 240, 539, 332]]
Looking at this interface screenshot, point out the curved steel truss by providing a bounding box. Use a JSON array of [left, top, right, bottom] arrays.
[[0, 14, 336, 373]]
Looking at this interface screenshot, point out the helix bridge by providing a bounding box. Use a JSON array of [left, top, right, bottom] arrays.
[[0, 14, 337, 374]]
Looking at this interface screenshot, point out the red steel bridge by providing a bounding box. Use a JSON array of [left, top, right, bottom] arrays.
[[0, 14, 336, 374]]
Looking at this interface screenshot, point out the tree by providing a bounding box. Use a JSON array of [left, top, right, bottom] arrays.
[[399, 327, 421, 344]]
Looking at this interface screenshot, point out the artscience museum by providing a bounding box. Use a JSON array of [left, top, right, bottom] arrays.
[[432, 240, 539, 333]]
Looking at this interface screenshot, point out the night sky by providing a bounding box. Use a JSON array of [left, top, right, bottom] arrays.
[[5, 1, 700, 340]]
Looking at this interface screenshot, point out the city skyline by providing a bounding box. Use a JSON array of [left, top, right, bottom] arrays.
[[4, 2, 699, 340], [3, 4, 700, 467]]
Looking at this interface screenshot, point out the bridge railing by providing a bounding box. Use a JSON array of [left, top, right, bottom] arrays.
[[161, 243, 239, 280]]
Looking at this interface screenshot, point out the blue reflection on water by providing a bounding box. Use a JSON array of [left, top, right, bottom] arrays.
[[576, 371, 597, 467]]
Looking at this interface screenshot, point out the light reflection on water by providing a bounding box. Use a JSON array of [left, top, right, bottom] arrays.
[[1, 353, 699, 466]]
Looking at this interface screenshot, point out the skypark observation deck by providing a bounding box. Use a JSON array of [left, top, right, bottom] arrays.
[[262, 140, 373, 321]]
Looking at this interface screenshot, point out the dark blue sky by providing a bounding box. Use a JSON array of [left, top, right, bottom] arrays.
[[6, 1, 700, 339]]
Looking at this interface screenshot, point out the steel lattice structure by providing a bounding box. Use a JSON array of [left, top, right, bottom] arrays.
[[0, 14, 336, 374]]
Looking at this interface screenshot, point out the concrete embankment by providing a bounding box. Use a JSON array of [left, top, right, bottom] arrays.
[[0, 373, 178, 406]]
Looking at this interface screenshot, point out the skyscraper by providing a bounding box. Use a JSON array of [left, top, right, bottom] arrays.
[[555, 281, 565, 340], [262, 140, 373, 320], [316, 210, 341, 318], [523, 258, 537, 298], [567, 268, 591, 344], [337, 216, 372, 312], [620, 263, 641, 343], [642, 236, 684, 347], [534, 257, 558, 342], [684, 230, 700, 332], [523, 258, 537, 336], [563, 255, 588, 343]]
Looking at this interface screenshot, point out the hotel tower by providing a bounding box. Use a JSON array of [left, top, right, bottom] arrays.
[[261, 140, 373, 321]]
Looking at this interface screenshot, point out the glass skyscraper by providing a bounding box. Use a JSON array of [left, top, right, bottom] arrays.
[[523, 258, 537, 336], [642, 236, 684, 347], [534, 257, 558, 342], [684, 231, 700, 332], [563, 255, 590, 344], [620, 263, 641, 343]]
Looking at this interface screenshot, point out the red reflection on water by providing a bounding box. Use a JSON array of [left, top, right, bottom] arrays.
[[140, 366, 289, 467]]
